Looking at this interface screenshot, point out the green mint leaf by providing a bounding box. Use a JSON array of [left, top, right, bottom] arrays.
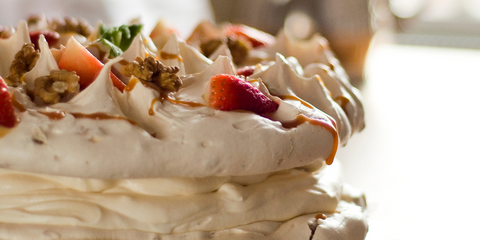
[[99, 24, 143, 52]]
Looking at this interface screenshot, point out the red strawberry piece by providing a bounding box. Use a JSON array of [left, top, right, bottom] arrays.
[[236, 66, 255, 77], [224, 24, 275, 48], [0, 77, 17, 128], [206, 74, 278, 114], [29, 30, 60, 50]]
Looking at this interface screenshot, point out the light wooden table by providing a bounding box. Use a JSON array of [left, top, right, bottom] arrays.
[[337, 32, 480, 240]]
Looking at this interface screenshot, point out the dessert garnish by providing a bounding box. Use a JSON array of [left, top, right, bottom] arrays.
[[200, 36, 250, 64], [27, 15, 94, 38], [0, 76, 16, 128], [96, 23, 143, 57], [236, 65, 255, 77], [121, 56, 182, 92], [5, 43, 39, 87], [205, 73, 279, 114], [223, 24, 275, 48], [57, 37, 125, 91], [29, 30, 60, 49], [33, 69, 79, 104]]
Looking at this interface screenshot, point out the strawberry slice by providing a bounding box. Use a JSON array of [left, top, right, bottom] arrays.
[[29, 30, 60, 50], [224, 24, 275, 48], [58, 37, 125, 92], [206, 74, 278, 114], [0, 77, 17, 128], [236, 66, 255, 77]]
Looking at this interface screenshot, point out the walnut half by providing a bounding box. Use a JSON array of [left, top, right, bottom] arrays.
[[121, 56, 182, 92], [33, 69, 80, 104], [5, 43, 39, 87]]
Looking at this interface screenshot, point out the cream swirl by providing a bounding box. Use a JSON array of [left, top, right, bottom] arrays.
[[0, 161, 367, 240]]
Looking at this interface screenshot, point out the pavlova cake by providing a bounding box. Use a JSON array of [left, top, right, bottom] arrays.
[[0, 15, 367, 240]]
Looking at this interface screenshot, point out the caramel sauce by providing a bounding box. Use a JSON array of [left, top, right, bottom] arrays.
[[71, 112, 136, 125], [38, 111, 66, 120], [160, 51, 183, 62], [125, 78, 203, 116], [0, 127, 12, 138], [281, 114, 338, 165], [164, 95, 205, 108], [315, 213, 327, 220], [334, 96, 350, 109], [279, 95, 314, 109], [149, 94, 204, 116], [124, 77, 140, 92], [149, 98, 160, 116], [11, 94, 27, 112], [308, 213, 328, 240]]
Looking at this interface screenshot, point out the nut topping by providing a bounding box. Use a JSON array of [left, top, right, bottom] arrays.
[[200, 36, 250, 64], [33, 69, 80, 104], [48, 16, 93, 37], [5, 43, 40, 87], [121, 56, 182, 92]]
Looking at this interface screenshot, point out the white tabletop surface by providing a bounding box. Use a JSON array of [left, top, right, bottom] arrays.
[[337, 32, 480, 240]]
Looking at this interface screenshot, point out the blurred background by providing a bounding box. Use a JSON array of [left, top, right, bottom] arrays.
[[2, 0, 480, 239]]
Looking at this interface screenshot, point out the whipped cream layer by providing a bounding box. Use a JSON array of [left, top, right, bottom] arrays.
[[1, 40, 350, 179], [0, 161, 367, 240], [0, 21, 365, 179]]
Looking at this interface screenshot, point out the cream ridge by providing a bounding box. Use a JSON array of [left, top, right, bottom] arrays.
[[0, 161, 366, 239]]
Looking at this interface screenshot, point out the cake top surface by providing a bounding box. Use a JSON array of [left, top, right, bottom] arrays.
[[0, 18, 364, 179]]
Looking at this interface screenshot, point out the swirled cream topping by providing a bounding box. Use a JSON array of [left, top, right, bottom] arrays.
[[0, 18, 368, 240], [0, 20, 364, 179]]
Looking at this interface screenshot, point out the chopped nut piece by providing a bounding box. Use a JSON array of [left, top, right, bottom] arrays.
[[5, 43, 39, 87], [33, 69, 80, 104], [121, 56, 182, 92], [227, 37, 250, 64], [49, 16, 93, 37], [200, 39, 222, 58], [200, 36, 250, 64]]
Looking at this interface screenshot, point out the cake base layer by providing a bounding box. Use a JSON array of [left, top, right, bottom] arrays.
[[0, 201, 367, 240]]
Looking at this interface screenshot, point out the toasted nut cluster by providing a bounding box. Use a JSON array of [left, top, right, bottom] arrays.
[[121, 56, 182, 92], [48, 16, 93, 37], [5, 43, 40, 87], [34, 69, 80, 104], [200, 37, 250, 64]]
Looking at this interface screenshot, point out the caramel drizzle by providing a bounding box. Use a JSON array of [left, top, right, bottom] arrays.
[[308, 213, 328, 240], [149, 98, 159, 116], [160, 51, 183, 62], [124, 77, 140, 92], [0, 127, 13, 138], [126, 77, 204, 116], [334, 95, 350, 109], [149, 94, 205, 116], [279, 95, 314, 109], [11, 94, 27, 112], [281, 114, 338, 165]]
